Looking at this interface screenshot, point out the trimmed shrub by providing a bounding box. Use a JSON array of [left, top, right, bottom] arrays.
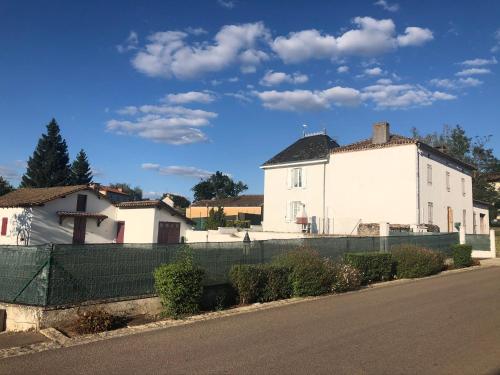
[[225, 220, 251, 229], [260, 265, 292, 302], [344, 252, 393, 284], [229, 264, 291, 304], [75, 310, 126, 334], [229, 265, 264, 304], [154, 254, 205, 319], [330, 263, 363, 293], [273, 248, 333, 297], [392, 246, 444, 279], [452, 244, 473, 268]]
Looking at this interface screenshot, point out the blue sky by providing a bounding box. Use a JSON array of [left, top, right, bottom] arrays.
[[1, 0, 499, 199]]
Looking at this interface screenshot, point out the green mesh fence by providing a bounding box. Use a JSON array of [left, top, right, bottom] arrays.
[[465, 234, 490, 251], [0, 233, 459, 307]]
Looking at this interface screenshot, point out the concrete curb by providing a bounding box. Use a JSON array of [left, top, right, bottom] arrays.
[[1, 262, 498, 360]]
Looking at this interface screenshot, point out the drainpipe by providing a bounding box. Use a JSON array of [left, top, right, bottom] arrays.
[[322, 162, 326, 234], [416, 144, 421, 225]]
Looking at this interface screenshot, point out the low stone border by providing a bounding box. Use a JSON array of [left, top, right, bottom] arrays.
[[1, 261, 498, 360]]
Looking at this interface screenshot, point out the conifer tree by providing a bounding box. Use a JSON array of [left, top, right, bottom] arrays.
[[21, 119, 71, 187], [0, 176, 14, 196], [71, 149, 93, 185]]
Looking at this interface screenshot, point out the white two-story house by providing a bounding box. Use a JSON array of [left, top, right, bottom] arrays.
[[261, 122, 488, 235]]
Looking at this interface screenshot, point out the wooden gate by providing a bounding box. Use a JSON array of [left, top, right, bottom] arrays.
[[116, 221, 125, 244], [72, 217, 86, 244], [157, 222, 180, 244]]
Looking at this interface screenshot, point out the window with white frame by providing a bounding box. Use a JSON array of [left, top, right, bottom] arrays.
[[427, 164, 432, 185], [461, 178, 466, 196], [446, 171, 450, 191], [292, 168, 302, 188], [290, 201, 303, 220], [427, 202, 433, 224]]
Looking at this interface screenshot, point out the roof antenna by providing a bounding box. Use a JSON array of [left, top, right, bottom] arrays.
[[302, 124, 308, 138]]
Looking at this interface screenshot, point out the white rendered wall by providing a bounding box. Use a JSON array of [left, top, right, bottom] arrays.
[[418, 152, 473, 233], [326, 145, 418, 234], [116, 208, 156, 243], [153, 208, 192, 242], [0, 207, 25, 245], [472, 206, 490, 234]]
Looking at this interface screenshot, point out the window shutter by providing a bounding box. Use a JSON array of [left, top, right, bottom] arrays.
[[302, 168, 307, 189], [1, 218, 8, 236], [285, 201, 290, 222]]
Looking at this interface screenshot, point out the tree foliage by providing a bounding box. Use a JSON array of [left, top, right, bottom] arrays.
[[205, 207, 226, 230], [0, 176, 14, 196], [411, 125, 499, 219], [21, 119, 72, 188], [108, 182, 143, 201], [161, 193, 191, 208], [71, 149, 93, 185], [192, 171, 248, 202]]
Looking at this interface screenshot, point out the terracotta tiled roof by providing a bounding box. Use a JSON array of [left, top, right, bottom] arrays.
[[262, 134, 339, 166], [99, 186, 130, 196], [116, 200, 194, 225], [331, 134, 416, 154], [191, 195, 264, 207], [0, 185, 90, 208]]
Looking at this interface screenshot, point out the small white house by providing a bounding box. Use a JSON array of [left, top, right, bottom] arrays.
[[261, 122, 487, 235], [0, 185, 193, 245]]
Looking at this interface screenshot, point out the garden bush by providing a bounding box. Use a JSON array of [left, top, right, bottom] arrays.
[[229, 264, 291, 304], [260, 265, 292, 302], [229, 264, 264, 304], [391, 246, 444, 279], [273, 248, 333, 297], [75, 310, 126, 334], [225, 220, 251, 229], [154, 253, 205, 319], [452, 244, 473, 268], [344, 252, 393, 284], [330, 263, 363, 293]]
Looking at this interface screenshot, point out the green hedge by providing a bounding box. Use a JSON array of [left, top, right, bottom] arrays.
[[154, 254, 205, 318], [330, 263, 363, 293], [225, 220, 251, 229], [392, 246, 444, 279], [344, 252, 393, 284], [229, 264, 291, 304], [273, 248, 333, 297], [452, 244, 473, 268]]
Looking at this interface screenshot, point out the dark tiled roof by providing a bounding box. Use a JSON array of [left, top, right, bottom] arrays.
[[486, 172, 500, 183], [262, 134, 339, 166], [116, 200, 194, 224], [0, 185, 90, 208], [191, 195, 264, 207]]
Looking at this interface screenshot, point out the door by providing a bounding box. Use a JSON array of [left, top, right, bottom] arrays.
[[116, 221, 125, 244], [72, 217, 87, 244], [157, 222, 181, 244], [447, 207, 454, 232]]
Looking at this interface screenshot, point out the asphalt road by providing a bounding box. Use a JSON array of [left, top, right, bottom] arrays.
[[1, 267, 500, 375]]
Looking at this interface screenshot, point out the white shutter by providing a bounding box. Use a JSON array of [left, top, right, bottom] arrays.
[[285, 201, 290, 222], [302, 168, 307, 189]]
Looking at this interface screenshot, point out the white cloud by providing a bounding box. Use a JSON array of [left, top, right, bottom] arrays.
[[217, 0, 235, 9], [364, 67, 384, 76], [0, 165, 20, 180], [116, 31, 139, 53], [491, 29, 500, 53], [396, 27, 434, 47], [132, 22, 269, 79], [185, 27, 208, 36], [164, 91, 215, 104], [107, 103, 217, 145], [337, 65, 349, 73], [374, 0, 400, 12], [361, 80, 456, 109], [255, 86, 361, 111], [455, 68, 491, 76], [459, 57, 497, 66], [225, 91, 253, 103], [271, 17, 433, 63], [430, 77, 483, 90], [259, 71, 309, 86], [142, 163, 213, 178]]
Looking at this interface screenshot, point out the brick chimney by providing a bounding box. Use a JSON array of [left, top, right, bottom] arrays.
[[372, 121, 390, 144]]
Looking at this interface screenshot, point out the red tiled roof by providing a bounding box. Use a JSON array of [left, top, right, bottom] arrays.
[[116, 200, 194, 225], [0, 185, 91, 208], [191, 195, 264, 207]]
